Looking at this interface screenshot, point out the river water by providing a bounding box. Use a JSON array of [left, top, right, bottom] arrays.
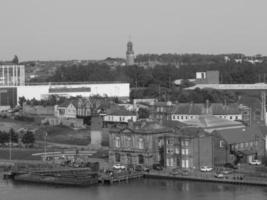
[[1, 177, 267, 200]]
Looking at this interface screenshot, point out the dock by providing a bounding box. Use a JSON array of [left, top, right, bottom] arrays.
[[145, 171, 267, 187]]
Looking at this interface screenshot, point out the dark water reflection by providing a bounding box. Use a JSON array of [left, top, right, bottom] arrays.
[[1, 177, 267, 200]]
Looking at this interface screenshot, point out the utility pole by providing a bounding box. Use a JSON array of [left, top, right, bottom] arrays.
[[44, 132, 47, 161], [9, 131, 12, 161]]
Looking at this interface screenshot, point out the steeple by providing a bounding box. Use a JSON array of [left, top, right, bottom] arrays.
[[126, 38, 135, 66]]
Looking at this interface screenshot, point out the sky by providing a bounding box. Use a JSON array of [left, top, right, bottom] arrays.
[[0, 0, 267, 61]]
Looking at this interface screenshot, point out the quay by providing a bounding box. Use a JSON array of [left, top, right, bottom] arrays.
[[99, 171, 144, 184], [145, 171, 267, 187]]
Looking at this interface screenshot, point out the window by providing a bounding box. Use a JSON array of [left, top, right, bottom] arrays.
[[184, 140, 189, 147], [219, 140, 224, 148], [167, 158, 174, 167], [230, 116, 232, 120], [115, 153, 120, 162], [175, 147, 180, 154], [138, 138, 144, 149], [240, 143, 244, 149], [182, 149, 189, 155], [138, 155, 144, 164], [235, 116, 238, 120], [181, 116, 184, 120], [59, 109, 65, 115], [182, 159, 189, 168], [115, 137, 120, 148], [126, 136, 132, 147]]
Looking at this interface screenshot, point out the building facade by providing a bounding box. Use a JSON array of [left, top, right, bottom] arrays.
[[0, 65, 25, 86]]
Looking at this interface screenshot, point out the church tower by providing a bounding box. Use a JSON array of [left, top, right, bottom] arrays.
[[126, 40, 135, 66]]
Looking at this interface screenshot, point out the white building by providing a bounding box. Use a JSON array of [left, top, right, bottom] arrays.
[[0, 82, 130, 105]]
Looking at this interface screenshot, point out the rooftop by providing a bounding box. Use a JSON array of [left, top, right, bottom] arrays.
[[215, 127, 262, 144]]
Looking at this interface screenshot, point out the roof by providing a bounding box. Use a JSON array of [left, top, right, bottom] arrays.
[[215, 127, 261, 144], [154, 101, 173, 107], [105, 105, 136, 116], [183, 114, 244, 132], [211, 103, 241, 115], [58, 100, 78, 108], [172, 103, 204, 115], [110, 120, 172, 135]]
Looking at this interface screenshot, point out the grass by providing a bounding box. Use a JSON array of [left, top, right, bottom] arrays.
[[0, 149, 43, 160], [37, 126, 91, 146]]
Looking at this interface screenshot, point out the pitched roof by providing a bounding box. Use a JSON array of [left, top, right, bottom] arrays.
[[183, 114, 244, 132], [172, 103, 204, 115], [105, 105, 136, 116], [211, 103, 241, 115], [215, 127, 261, 144], [58, 100, 78, 108]]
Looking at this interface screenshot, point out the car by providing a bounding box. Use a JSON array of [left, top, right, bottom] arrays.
[[112, 164, 126, 170], [152, 164, 163, 171], [221, 168, 233, 175], [135, 165, 150, 172], [224, 163, 238, 169], [200, 166, 213, 172], [170, 168, 180, 175], [249, 159, 261, 165], [215, 173, 224, 178]]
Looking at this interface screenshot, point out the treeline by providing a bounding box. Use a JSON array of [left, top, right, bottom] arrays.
[[0, 129, 35, 147], [130, 87, 238, 103], [45, 61, 267, 89], [48, 63, 179, 88]]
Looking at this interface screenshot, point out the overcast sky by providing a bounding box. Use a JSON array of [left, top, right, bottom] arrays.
[[0, 0, 267, 61]]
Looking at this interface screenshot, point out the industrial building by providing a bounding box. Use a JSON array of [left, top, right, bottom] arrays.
[[0, 64, 130, 108], [0, 82, 130, 107]]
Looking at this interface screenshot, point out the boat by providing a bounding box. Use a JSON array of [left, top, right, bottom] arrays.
[[10, 162, 100, 186]]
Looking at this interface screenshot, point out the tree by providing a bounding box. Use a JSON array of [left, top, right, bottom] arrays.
[[22, 131, 35, 147], [19, 96, 26, 107], [138, 108, 150, 119], [9, 128, 18, 143], [12, 55, 19, 64]]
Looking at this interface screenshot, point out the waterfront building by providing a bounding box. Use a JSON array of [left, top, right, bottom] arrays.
[[212, 127, 265, 165], [109, 120, 214, 169], [109, 120, 172, 167]]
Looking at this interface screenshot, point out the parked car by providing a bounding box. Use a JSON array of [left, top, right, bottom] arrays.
[[113, 164, 126, 170], [200, 166, 213, 172], [135, 165, 150, 172], [214, 173, 224, 179], [249, 159, 261, 165], [170, 168, 180, 175], [181, 169, 190, 176], [224, 163, 238, 169], [152, 164, 163, 171], [221, 168, 233, 175]]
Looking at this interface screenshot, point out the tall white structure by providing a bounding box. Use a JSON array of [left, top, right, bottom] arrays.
[[0, 65, 25, 86], [126, 40, 135, 66]]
